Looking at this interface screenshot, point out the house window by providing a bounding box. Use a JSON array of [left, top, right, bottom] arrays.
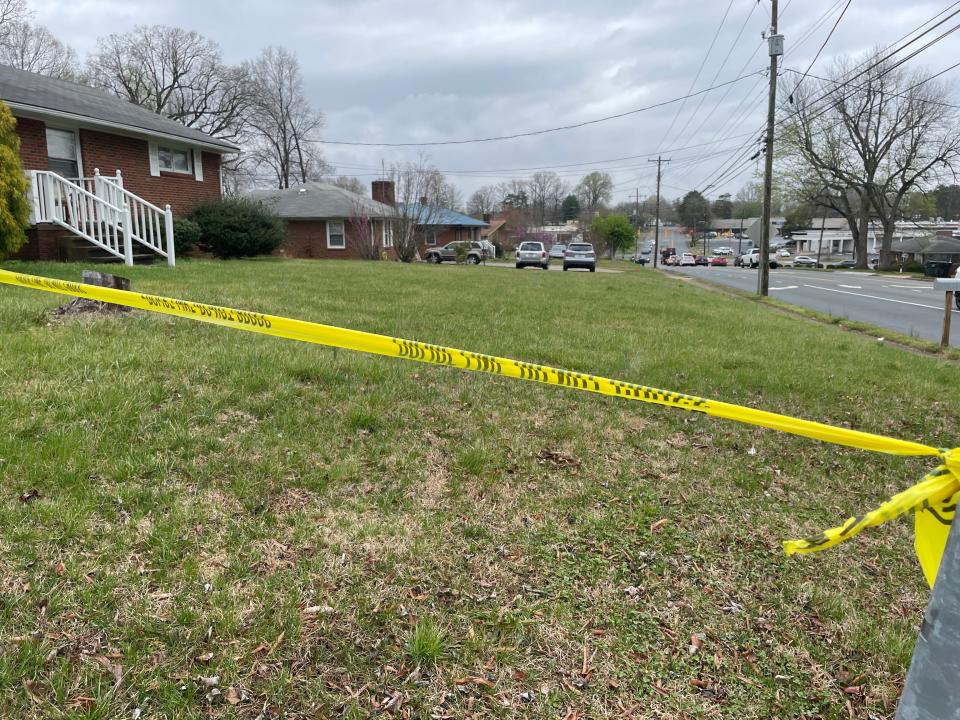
[[46, 128, 79, 178], [157, 145, 193, 174], [426, 231, 437, 246], [383, 222, 394, 248], [327, 220, 346, 249]]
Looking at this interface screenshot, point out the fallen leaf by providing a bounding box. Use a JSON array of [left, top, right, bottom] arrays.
[[651, 519, 669, 532], [195, 652, 214, 664], [225, 686, 241, 705], [93, 655, 123, 686], [66, 695, 96, 711], [844, 685, 863, 695], [54, 562, 65, 576], [689, 634, 703, 655]]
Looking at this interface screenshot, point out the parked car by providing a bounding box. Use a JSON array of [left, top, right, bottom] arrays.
[[640, 247, 652, 255], [741, 249, 779, 269], [792, 255, 818, 268], [664, 254, 679, 266], [695, 255, 709, 266], [710, 256, 728, 266], [516, 241, 549, 269], [679, 253, 697, 266], [549, 243, 567, 259], [563, 242, 596, 272], [425, 241, 485, 265], [778, 249, 791, 257], [633, 255, 649, 265], [714, 246, 734, 256], [829, 259, 857, 269]]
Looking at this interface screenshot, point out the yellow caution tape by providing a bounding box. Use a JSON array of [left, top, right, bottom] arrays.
[[0, 268, 956, 585]]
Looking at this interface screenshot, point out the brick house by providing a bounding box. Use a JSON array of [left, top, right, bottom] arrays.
[[251, 180, 487, 260], [249, 181, 398, 260], [2, 64, 238, 264]]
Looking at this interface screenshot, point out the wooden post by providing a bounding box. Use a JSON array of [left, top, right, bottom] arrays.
[[943, 290, 954, 349]]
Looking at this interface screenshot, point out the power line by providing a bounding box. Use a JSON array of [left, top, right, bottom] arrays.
[[654, 0, 736, 152], [662, 0, 758, 150], [311, 70, 763, 147], [686, 1, 960, 195]]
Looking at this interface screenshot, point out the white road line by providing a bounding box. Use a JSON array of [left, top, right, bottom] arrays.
[[770, 285, 798, 290], [838, 284, 862, 289], [802, 284, 960, 313]]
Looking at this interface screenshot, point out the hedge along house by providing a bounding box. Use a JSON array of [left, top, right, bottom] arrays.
[[248, 182, 397, 260], [2, 64, 239, 265]]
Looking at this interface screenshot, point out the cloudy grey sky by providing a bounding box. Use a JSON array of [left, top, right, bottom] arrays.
[[30, 0, 960, 203]]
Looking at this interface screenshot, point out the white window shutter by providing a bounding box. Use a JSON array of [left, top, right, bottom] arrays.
[[148, 142, 160, 177], [193, 149, 204, 181]]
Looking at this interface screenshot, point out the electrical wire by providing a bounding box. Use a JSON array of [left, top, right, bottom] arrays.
[[311, 70, 762, 147]]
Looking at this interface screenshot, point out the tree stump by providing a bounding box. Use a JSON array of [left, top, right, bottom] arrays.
[[52, 270, 131, 316]]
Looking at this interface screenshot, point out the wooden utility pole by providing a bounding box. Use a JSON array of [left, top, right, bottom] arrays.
[[649, 156, 670, 268], [759, 0, 783, 296]]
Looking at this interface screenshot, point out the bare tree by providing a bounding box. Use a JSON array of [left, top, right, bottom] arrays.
[[384, 158, 454, 263], [247, 46, 327, 189], [576, 171, 613, 211], [527, 171, 567, 226], [780, 52, 960, 268], [329, 175, 366, 194], [87, 26, 254, 145], [0, 22, 78, 78], [0, 0, 27, 45], [348, 200, 381, 260], [467, 184, 499, 217]]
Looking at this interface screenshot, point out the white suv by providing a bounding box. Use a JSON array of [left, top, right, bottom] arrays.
[[516, 241, 549, 270]]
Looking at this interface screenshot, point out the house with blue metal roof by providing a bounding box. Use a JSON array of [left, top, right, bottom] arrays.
[[401, 203, 488, 249]]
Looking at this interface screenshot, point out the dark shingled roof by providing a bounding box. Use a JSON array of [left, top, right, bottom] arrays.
[[0, 64, 238, 153], [247, 182, 395, 219]]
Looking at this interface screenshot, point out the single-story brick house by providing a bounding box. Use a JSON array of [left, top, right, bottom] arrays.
[[2, 63, 238, 263], [247, 182, 397, 260], [405, 203, 487, 249], [249, 180, 488, 260]]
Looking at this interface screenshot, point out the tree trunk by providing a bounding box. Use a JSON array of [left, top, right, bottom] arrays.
[[879, 220, 895, 272], [855, 203, 869, 269]]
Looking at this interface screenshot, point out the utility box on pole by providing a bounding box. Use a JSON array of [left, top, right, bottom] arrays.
[[768, 34, 784, 56]]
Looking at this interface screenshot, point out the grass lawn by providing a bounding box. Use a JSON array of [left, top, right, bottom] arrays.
[[1, 258, 957, 719]]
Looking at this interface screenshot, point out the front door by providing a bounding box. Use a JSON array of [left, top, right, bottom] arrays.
[[46, 128, 80, 178]]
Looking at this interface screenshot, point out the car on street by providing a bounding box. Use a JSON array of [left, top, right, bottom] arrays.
[[710, 256, 728, 266], [663, 254, 679, 266], [633, 255, 648, 265], [549, 244, 566, 259], [714, 246, 734, 256], [778, 249, 791, 257], [425, 241, 486, 265], [679, 253, 697, 266], [741, 249, 780, 269], [695, 255, 709, 266], [563, 242, 597, 272], [792, 255, 818, 268], [829, 259, 857, 269], [640, 247, 651, 255], [516, 241, 549, 269]]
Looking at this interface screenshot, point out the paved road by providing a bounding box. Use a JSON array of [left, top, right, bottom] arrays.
[[665, 264, 959, 346], [483, 261, 622, 274]]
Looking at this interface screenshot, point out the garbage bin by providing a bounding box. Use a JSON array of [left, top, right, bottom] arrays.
[[924, 261, 952, 278]]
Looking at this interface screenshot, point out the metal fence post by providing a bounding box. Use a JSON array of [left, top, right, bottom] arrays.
[[896, 517, 960, 719]]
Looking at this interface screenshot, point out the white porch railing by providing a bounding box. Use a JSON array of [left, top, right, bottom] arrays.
[[94, 170, 175, 266], [28, 168, 176, 267], [30, 170, 129, 262]]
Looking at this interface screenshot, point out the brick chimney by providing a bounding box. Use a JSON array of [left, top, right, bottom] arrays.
[[371, 180, 395, 206]]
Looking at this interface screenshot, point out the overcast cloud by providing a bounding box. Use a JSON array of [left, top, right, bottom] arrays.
[[28, 0, 960, 203]]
